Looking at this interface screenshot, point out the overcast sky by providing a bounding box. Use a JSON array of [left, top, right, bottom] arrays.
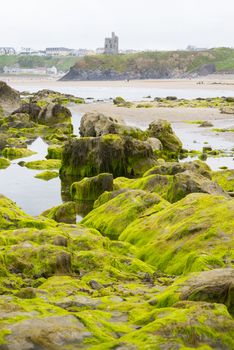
[[1, 0, 233, 51]]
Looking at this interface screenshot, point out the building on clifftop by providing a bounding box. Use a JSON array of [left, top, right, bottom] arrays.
[[104, 32, 119, 55]]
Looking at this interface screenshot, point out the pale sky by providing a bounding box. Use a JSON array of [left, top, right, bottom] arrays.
[[1, 0, 233, 51]]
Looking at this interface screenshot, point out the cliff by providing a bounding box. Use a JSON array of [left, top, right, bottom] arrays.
[[61, 47, 234, 81]]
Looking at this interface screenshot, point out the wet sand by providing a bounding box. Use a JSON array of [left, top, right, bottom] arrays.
[[75, 102, 234, 123]]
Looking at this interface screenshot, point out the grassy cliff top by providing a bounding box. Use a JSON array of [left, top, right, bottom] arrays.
[[1, 47, 234, 74], [72, 47, 234, 73]]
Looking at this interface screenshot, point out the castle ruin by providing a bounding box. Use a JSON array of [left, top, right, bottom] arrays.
[[104, 32, 119, 55]]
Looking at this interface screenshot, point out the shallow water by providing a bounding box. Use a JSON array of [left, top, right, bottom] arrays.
[[0, 138, 62, 216], [10, 81, 234, 101]]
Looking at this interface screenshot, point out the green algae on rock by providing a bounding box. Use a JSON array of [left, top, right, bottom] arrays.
[[212, 169, 234, 193], [82, 189, 169, 239], [120, 193, 234, 275], [147, 119, 182, 152], [0, 157, 10, 169], [2, 147, 36, 160], [25, 159, 61, 170], [60, 135, 157, 179], [71, 173, 113, 201], [34, 170, 59, 181], [0, 189, 233, 349], [80, 112, 147, 140], [42, 202, 77, 224], [46, 144, 64, 159]]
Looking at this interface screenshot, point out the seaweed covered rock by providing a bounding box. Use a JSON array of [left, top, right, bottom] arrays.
[[24, 159, 61, 170], [167, 170, 229, 202], [212, 169, 234, 193], [147, 119, 182, 152], [80, 112, 147, 140], [111, 301, 234, 350], [46, 145, 64, 160], [155, 268, 234, 316], [2, 113, 35, 129], [2, 147, 36, 160], [42, 202, 77, 224], [71, 173, 113, 201], [12, 103, 41, 122], [120, 193, 234, 274], [0, 81, 20, 112], [35, 170, 59, 181], [144, 160, 211, 179], [38, 102, 72, 126], [179, 268, 234, 315], [0, 157, 10, 169], [82, 189, 169, 239], [0, 194, 55, 230], [0, 191, 234, 349], [60, 134, 157, 178]]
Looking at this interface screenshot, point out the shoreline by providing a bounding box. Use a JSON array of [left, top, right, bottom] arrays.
[[2, 76, 234, 91]]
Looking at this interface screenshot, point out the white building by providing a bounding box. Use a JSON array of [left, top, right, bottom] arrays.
[[96, 47, 105, 55], [104, 32, 119, 55], [46, 66, 58, 75], [0, 47, 16, 55], [45, 47, 74, 56]]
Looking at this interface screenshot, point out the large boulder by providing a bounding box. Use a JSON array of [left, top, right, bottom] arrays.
[[80, 112, 147, 140], [3, 113, 35, 129], [144, 160, 211, 178], [0, 81, 20, 112], [38, 102, 72, 126], [147, 119, 182, 152], [60, 134, 157, 178], [167, 170, 230, 202], [82, 189, 169, 239], [179, 268, 234, 315], [12, 103, 41, 122], [71, 173, 113, 201], [120, 193, 234, 274]]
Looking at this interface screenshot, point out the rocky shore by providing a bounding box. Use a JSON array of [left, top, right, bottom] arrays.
[[0, 82, 233, 349]]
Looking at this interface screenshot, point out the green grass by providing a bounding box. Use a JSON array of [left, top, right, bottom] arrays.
[[0, 55, 79, 72], [2, 47, 234, 75], [73, 47, 234, 73]]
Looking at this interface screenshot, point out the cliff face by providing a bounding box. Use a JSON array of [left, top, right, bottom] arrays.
[[61, 66, 178, 81], [59, 47, 234, 81]]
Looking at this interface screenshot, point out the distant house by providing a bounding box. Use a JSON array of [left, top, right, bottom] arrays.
[[104, 32, 119, 55], [46, 66, 58, 75], [45, 47, 74, 56], [0, 47, 16, 55], [96, 47, 105, 55]]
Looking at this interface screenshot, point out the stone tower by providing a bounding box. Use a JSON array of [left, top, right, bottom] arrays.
[[104, 32, 119, 55]]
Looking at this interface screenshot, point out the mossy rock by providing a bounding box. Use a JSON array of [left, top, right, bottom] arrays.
[[144, 160, 211, 179], [34, 171, 59, 181], [0, 194, 55, 230], [71, 173, 113, 201], [25, 159, 61, 170], [80, 112, 147, 140], [60, 135, 156, 179], [0, 157, 10, 169], [82, 189, 169, 239], [46, 145, 64, 160], [109, 301, 234, 350], [166, 170, 229, 203], [2, 147, 36, 160], [120, 193, 234, 275], [212, 169, 234, 192], [42, 202, 77, 224], [147, 119, 183, 152]]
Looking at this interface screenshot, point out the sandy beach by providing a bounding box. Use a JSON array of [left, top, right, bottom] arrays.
[[2, 75, 234, 91], [75, 102, 234, 124]]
